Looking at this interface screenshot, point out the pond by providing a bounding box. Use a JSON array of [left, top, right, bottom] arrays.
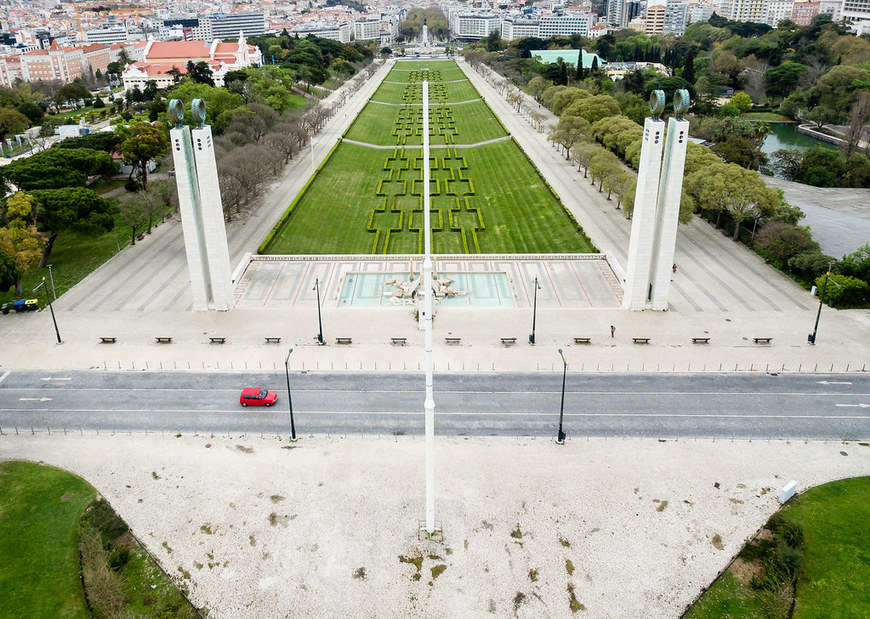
[[760, 122, 838, 157]]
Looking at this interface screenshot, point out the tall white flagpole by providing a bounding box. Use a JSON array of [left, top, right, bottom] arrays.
[[422, 79, 436, 535]]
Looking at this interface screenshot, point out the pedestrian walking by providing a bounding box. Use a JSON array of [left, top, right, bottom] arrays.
[[610, 325, 615, 339], [672, 263, 677, 274]]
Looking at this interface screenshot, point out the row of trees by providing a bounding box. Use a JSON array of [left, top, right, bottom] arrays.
[[469, 49, 870, 302], [1, 34, 379, 296]]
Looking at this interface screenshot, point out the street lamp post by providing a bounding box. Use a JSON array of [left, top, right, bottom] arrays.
[[284, 348, 298, 441], [808, 268, 841, 345], [529, 276, 540, 344], [313, 277, 323, 344], [33, 277, 61, 344], [47, 264, 56, 301], [557, 349, 567, 444]]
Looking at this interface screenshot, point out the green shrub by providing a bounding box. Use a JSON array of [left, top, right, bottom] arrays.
[[814, 273, 869, 306], [788, 250, 834, 281], [755, 221, 818, 268], [836, 244, 870, 283], [774, 519, 805, 550], [108, 544, 130, 571]]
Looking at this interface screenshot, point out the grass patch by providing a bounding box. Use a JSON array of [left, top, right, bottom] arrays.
[[685, 476, 870, 618], [264, 58, 594, 256], [263, 141, 593, 255], [741, 112, 794, 122], [0, 461, 196, 618], [0, 461, 95, 618]]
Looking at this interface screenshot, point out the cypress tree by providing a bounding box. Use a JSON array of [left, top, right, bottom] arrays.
[[576, 50, 584, 80]]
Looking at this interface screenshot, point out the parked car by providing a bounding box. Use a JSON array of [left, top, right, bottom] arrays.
[[1, 299, 39, 314], [240, 388, 277, 407]]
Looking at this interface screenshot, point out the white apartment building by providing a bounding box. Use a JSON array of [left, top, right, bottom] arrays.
[[84, 25, 129, 45], [292, 21, 351, 43], [451, 12, 502, 39], [688, 3, 714, 23], [721, 0, 768, 22], [766, 0, 795, 25], [539, 12, 594, 37], [819, 0, 843, 20], [663, 0, 690, 34], [842, 0, 870, 33], [501, 16, 541, 40], [354, 17, 380, 41]]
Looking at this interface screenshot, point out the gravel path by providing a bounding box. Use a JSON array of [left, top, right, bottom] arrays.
[[2, 435, 868, 617]]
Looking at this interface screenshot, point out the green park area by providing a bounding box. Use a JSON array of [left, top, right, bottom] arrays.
[[0, 460, 198, 618], [262, 60, 595, 256], [686, 474, 870, 618]]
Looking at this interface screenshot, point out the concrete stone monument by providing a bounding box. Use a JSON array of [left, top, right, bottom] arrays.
[[168, 99, 235, 311], [622, 90, 691, 311]]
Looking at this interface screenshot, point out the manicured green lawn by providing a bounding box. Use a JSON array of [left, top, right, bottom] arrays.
[[0, 461, 95, 618], [346, 99, 505, 146], [686, 474, 870, 618], [787, 476, 870, 616], [265, 58, 593, 256], [263, 140, 592, 255]]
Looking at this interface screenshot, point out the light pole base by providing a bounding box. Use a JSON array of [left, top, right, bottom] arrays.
[[556, 431, 566, 445]]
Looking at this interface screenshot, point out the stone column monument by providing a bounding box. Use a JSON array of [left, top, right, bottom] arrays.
[[168, 99, 235, 311], [622, 90, 666, 310], [622, 90, 691, 311]]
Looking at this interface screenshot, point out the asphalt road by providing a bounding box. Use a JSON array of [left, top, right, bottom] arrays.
[[0, 370, 868, 440]]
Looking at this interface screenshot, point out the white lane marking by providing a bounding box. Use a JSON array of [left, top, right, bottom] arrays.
[[817, 381, 853, 385], [835, 404, 870, 408], [18, 397, 53, 402], [0, 371, 9, 384], [40, 377, 71, 381]]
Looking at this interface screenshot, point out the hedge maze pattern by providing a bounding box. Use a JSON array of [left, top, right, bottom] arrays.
[[368, 69, 484, 254]]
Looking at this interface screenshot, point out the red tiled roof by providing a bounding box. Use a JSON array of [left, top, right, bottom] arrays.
[[145, 41, 210, 61]]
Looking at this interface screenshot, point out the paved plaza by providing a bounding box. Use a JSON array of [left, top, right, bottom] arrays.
[[0, 57, 868, 375]]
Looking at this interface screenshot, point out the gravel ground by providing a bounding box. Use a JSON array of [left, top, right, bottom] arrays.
[[2, 434, 869, 618]]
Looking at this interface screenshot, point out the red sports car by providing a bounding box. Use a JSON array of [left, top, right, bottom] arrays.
[[240, 388, 278, 407]]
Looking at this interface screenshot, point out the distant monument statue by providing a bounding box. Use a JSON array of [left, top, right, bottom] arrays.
[[421, 22, 431, 49], [622, 89, 690, 311], [168, 99, 235, 311]]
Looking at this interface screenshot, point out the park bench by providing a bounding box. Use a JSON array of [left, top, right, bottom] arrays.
[[391, 337, 407, 345], [99, 337, 117, 344], [691, 337, 710, 344], [753, 337, 772, 344], [445, 337, 462, 344], [155, 337, 173, 343], [336, 337, 353, 345], [632, 337, 650, 344], [500, 337, 517, 345], [209, 337, 226, 344], [573, 337, 591, 344], [264, 337, 282, 344]]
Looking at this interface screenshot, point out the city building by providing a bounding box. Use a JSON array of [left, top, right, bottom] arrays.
[[451, 11, 501, 40], [501, 16, 541, 41], [19, 40, 84, 82], [818, 0, 844, 21], [121, 34, 262, 91], [539, 12, 595, 37], [663, 0, 690, 35], [354, 17, 380, 41], [792, 0, 821, 24], [644, 4, 666, 35], [721, 0, 768, 23], [291, 21, 351, 43], [765, 0, 795, 26], [85, 25, 129, 45], [843, 0, 870, 34]]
